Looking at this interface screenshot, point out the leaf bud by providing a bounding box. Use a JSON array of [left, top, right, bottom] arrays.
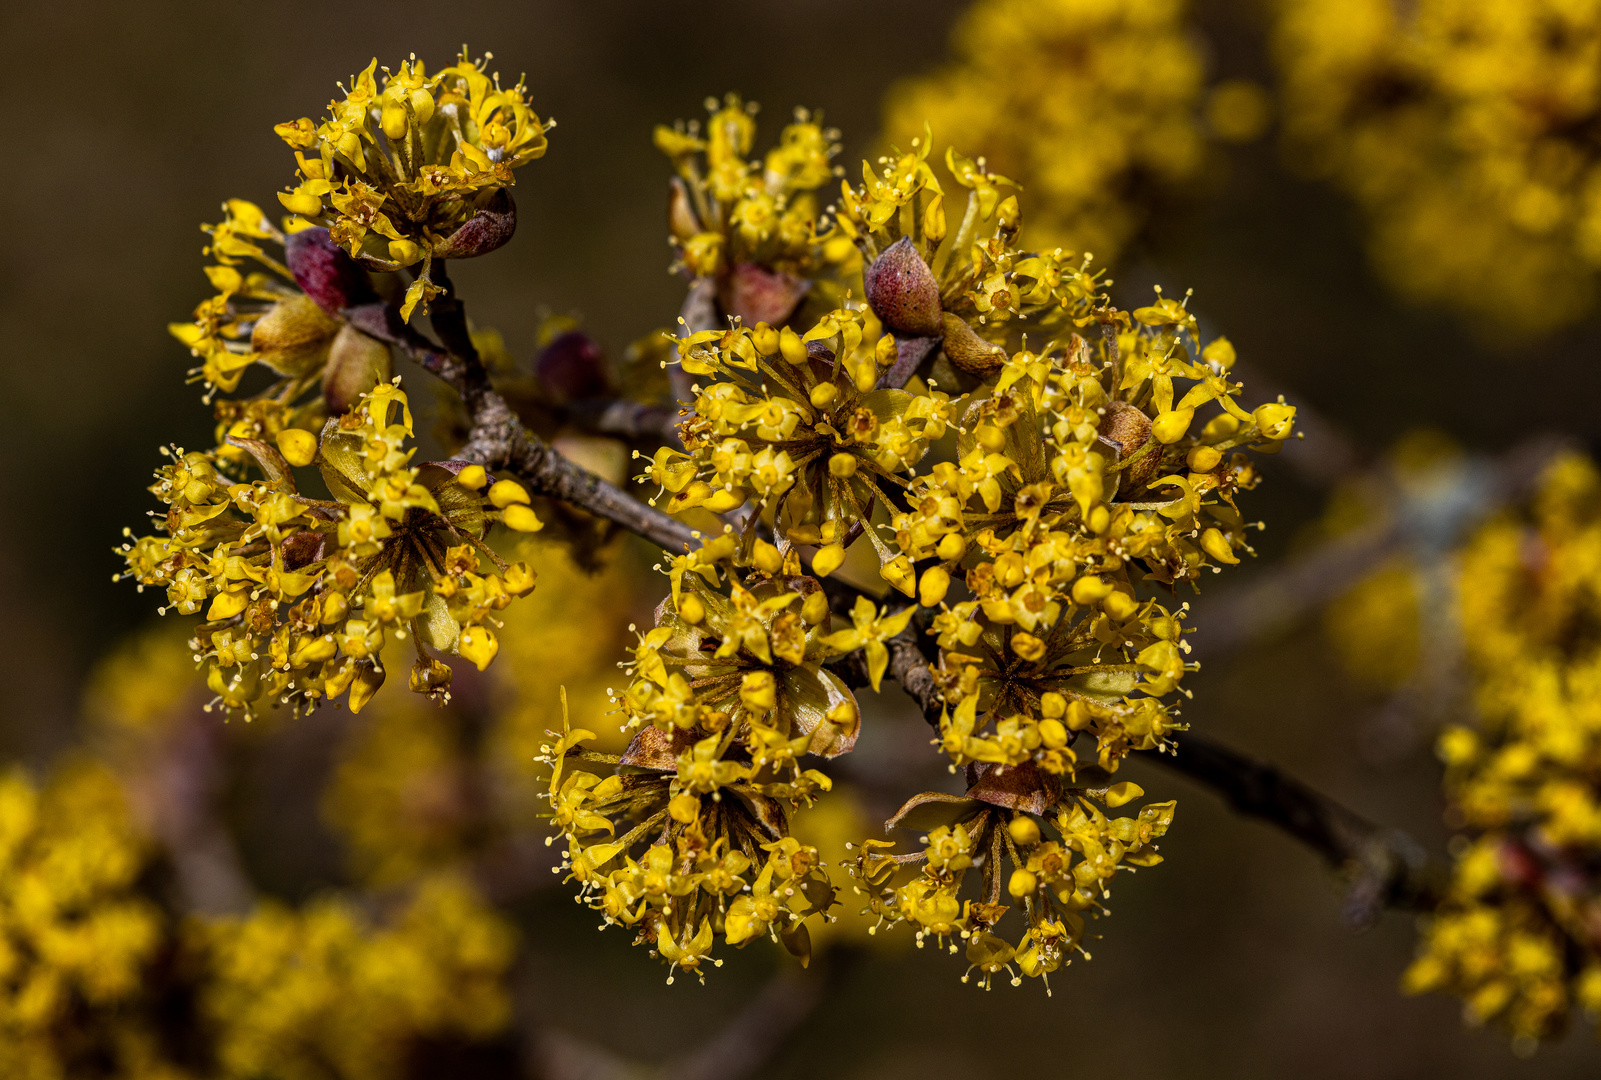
[[940, 312, 1006, 376], [1151, 408, 1195, 444], [828, 452, 857, 478], [285, 227, 379, 314], [919, 566, 950, 607], [1007, 868, 1038, 899], [322, 325, 394, 414], [1007, 815, 1041, 847], [535, 331, 611, 404], [276, 428, 318, 468], [812, 543, 846, 577], [864, 237, 943, 337], [432, 188, 517, 259], [678, 594, 706, 624]]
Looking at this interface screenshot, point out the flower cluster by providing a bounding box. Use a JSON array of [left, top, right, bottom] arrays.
[[274, 51, 551, 320], [882, 0, 1206, 266], [1405, 455, 1601, 1042], [197, 874, 516, 1080], [1273, 0, 1601, 333], [116, 383, 541, 719], [548, 110, 1292, 984], [0, 764, 177, 1080]]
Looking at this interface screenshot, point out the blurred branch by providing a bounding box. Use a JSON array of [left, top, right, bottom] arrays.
[[1145, 734, 1443, 924], [1230, 358, 1365, 488]]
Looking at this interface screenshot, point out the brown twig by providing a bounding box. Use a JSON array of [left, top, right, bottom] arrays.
[[1146, 733, 1442, 925]]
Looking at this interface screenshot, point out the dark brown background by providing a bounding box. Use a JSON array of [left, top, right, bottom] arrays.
[[3, 1, 1599, 1075]]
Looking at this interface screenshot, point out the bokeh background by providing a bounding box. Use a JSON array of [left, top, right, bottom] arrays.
[[4, 0, 1601, 1077]]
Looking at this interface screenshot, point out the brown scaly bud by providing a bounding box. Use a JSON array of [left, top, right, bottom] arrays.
[[940, 312, 1005, 376], [719, 262, 810, 327], [1098, 400, 1159, 494], [431, 188, 517, 260], [535, 330, 611, 404], [321, 325, 394, 414], [251, 295, 341, 377], [864, 236, 942, 337], [286, 227, 378, 314]]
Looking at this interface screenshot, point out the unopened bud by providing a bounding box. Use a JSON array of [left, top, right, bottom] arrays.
[[1071, 575, 1113, 605], [1038, 717, 1069, 749], [740, 671, 777, 711], [975, 423, 1007, 453], [432, 188, 517, 259], [812, 543, 846, 577], [381, 101, 409, 140], [1151, 408, 1195, 444], [810, 382, 838, 409], [919, 566, 950, 607], [752, 322, 781, 356], [322, 324, 394, 414], [802, 590, 830, 626], [940, 312, 1006, 376], [1104, 782, 1144, 808], [864, 237, 942, 337], [456, 464, 487, 490], [1007, 815, 1041, 847], [489, 480, 531, 507], [1102, 590, 1139, 621], [348, 661, 386, 714], [678, 594, 706, 624], [1007, 868, 1038, 899], [1187, 445, 1223, 472], [502, 504, 544, 532], [276, 428, 318, 468], [936, 533, 968, 561], [286, 227, 379, 314], [779, 327, 809, 366], [828, 452, 857, 478], [752, 539, 784, 576]]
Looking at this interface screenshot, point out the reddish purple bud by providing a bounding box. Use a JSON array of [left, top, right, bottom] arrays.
[[535, 330, 611, 403], [864, 236, 942, 337], [432, 188, 517, 260], [286, 227, 378, 314], [719, 262, 810, 327]]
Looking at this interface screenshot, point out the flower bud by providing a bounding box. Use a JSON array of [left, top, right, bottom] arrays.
[[1102, 590, 1139, 621], [490, 480, 531, 508], [1087, 505, 1111, 534], [1007, 869, 1038, 899], [864, 237, 942, 337], [1187, 445, 1223, 472], [740, 671, 777, 711], [810, 382, 838, 409], [779, 327, 809, 366], [919, 566, 950, 607], [975, 423, 1007, 453], [456, 464, 487, 490], [322, 324, 394, 414], [752, 322, 781, 356], [1104, 782, 1144, 808], [1011, 632, 1046, 661], [535, 331, 611, 403], [381, 101, 409, 140], [432, 188, 518, 260], [276, 428, 318, 468], [940, 312, 1006, 376], [678, 594, 706, 624], [1151, 408, 1195, 444], [387, 238, 421, 265], [502, 505, 544, 532], [668, 793, 700, 823], [1253, 401, 1296, 440], [812, 543, 846, 577], [1039, 718, 1069, 749], [874, 332, 899, 367], [1200, 527, 1240, 565], [1071, 575, 1113, 605], [1040, 692, 1067, 719], [936, 533, 968, 561], [801, 590, 830, 626], [251, 295, 341, 377], [752, 538, 784, 576], [1007, 815, 1041, 847], [828, 452, 857, 478], [286, 227, 379, 314]]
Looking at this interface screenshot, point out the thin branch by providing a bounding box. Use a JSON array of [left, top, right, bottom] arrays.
[[1145, 733, 1442, 924]]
